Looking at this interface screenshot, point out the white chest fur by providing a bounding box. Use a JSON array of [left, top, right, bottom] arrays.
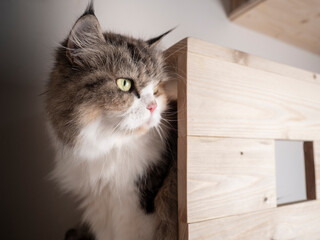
[[50, 118, 165, 240]]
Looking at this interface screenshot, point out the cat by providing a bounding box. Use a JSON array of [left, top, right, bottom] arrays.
[[45, 2, 177, 240]]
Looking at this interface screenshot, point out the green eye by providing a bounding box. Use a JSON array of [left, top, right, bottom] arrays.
[[117, 78, 132, 92], [153, 86, 159, 95]]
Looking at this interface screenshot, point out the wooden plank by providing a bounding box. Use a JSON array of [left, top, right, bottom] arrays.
[[163, 38, 320, 239], [230, 0, 259, 11], [164, 39, 188, 137], [166, 45, 189, 240], [187, 137, 276, 223], [164, 40, 189, 240], [188, 200, 320, 240], [314, 141, 320, 199], [178, 137, 188, 239], [230, 0, 320, 55], [177, 52, 187, 138], [229, 0, 265, 21], [187, 52, 320, 140], [304, 142, 316, 200], [186, 38, 320, 83], [179, 221, 188, 240]]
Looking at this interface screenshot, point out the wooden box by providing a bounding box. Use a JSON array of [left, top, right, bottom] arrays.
[[165, 38, 320, 240], [229, 0, 320, 55]]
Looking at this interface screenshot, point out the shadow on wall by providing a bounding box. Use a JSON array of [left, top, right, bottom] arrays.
[[0, 81, 81, 240], [218, 0, 231, 15], [0, 0, 82, 239]]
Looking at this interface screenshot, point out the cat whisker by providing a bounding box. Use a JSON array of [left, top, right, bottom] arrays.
[[161, 116, 177, 129], [163, 45, 187, 61], [155, 124, 166, 143], [111, 118, 126, 135]]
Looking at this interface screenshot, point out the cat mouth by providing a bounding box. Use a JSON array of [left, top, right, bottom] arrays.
[[137, 115, 159, 131], [146, 113, 160, 127], [123, 112, 160, 135], [140, 118, 154, 129]]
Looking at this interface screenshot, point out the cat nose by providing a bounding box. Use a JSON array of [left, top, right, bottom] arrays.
[[146, 101, 157, 113]]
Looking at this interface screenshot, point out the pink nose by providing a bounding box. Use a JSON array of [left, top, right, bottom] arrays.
[[147, 102, 157, 113]]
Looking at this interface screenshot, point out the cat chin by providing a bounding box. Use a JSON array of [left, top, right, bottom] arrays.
[[129, 125, 150, 136], [123, 109, 161, 134], [127, 120, 160, 136]]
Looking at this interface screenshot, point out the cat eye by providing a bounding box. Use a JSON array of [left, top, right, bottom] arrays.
[[153, 86, 159, 95], [117, 78, 132, 92]]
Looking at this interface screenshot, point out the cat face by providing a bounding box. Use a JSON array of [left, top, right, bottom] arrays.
[[46, 10, 171, 145]]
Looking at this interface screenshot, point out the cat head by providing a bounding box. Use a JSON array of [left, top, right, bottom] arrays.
[[46, 3, 173, 148]]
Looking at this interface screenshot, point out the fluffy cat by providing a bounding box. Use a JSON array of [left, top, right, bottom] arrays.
[[45, 2, 177, 240]]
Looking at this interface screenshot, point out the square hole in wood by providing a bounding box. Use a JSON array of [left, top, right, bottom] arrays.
[[275, 140, 316, 206]]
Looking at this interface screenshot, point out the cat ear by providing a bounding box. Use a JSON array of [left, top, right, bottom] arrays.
[[146, 28, 175, 47], [66, 3, 106, 64]]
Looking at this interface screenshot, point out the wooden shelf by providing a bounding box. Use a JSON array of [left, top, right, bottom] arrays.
[[165, 38, 320, 240], [229, 0, 320, 55]]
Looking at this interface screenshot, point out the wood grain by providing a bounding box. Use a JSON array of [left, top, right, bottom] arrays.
[[186, 38, 320, 82], [188, 200, 320, 240], [164, 38, 320, 240], [178, 137, 188, 234], [186, 137, 276, 223], [230, 0, 320, 54], [229, 0, 265, 20], [165, 42, 189, 240], [187, 52, 320, 140], [164, 39, 188, 137]]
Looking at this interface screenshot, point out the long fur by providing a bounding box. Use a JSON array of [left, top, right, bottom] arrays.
[[45, 4, 177, 240]]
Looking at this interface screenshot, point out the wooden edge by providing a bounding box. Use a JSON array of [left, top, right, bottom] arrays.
[[177, 51, 187, 138], [229, 0, 266, 21], [178, 137, 188, 240], [186, 37, 320, 82], [165, 39, 189, 239], [188, 200, 320, 239], [179, 221, 189, 240], [314, 141, 320, 200], [165, 38, 188, 137], [304, 142, 317, 200], [230, 0, 250, 10], [164, 38, 188, 61]]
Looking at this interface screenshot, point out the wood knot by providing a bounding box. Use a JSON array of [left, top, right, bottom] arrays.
[[300, 19, 308, 24], [233, 50, 248, 65]]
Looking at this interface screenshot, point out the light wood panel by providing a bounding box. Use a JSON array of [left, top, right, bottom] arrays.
[[229, 0, 265, 21], [187, 52, 320, 140], [188, 200, 320, 240], [187, 38, 320, 82], [164, 38, 320, 240], [186, 137, 276, 223], [230, 0, 320, 55]]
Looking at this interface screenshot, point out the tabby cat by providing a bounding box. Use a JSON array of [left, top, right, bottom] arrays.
[[45, 2, 177, 240]]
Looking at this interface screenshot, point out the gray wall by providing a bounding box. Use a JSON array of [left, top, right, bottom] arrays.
[[1, 0, 319, 239]]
